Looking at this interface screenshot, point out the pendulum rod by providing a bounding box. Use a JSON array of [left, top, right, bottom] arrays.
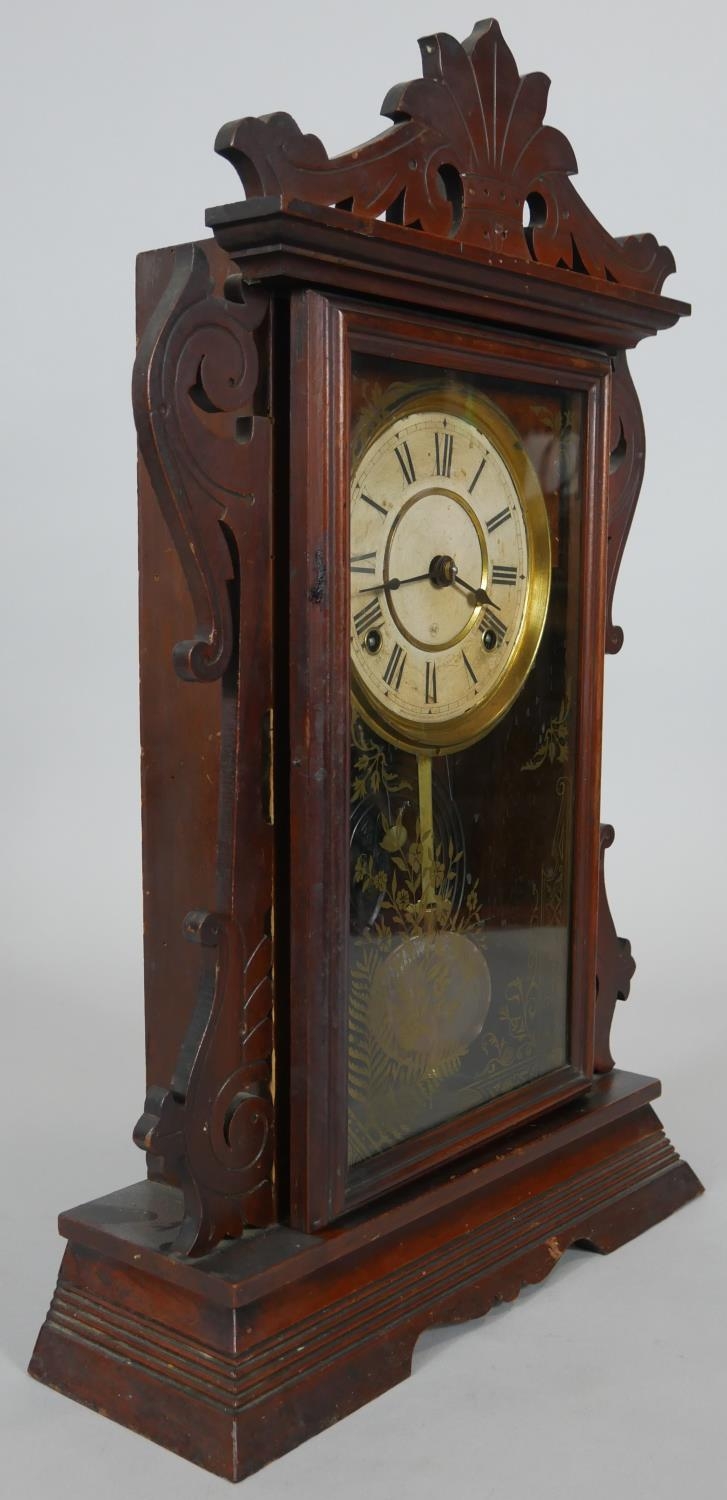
[[417, 753, 436, 919]]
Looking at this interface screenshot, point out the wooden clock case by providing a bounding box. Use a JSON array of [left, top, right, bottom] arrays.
[[30, 19, 702, 1482]]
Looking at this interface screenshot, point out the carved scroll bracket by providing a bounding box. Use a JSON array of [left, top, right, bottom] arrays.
[[594, 826, 636, 1073], [134, 913, 274, 1255], [214, 19, 675, 296], [606, 352, 646, 653], [132, 245, 275, 1255], [132, 243, 268, 682]]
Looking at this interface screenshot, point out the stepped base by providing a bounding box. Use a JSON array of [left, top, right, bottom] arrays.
[[29, 1071, 702, 1482]]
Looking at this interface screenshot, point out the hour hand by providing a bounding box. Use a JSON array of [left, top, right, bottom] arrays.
[[450, 566, 501, 612], [358, 572, 431, 594]]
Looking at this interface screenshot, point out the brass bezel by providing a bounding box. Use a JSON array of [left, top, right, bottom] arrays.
[[350, 385, 552, 755]]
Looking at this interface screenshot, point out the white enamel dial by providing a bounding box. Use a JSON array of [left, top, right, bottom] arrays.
[[350, 394, 551, 753]]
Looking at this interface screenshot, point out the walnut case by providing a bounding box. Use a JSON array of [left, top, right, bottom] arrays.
[[30, 20, 701, 1482]]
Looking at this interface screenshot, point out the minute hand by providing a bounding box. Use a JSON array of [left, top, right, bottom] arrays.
[[357, 572, 432, 594]]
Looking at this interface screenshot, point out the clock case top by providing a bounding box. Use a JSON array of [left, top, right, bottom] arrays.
[[130, 18, 689, 1253]]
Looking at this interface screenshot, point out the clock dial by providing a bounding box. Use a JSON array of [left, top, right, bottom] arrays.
[[350, 393, 551, 753]]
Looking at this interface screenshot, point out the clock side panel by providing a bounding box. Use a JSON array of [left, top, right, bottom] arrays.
[[136, 247, 221, 1106]]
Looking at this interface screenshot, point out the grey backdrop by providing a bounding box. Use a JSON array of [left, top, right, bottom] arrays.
[[2, 2, 725, 1497]]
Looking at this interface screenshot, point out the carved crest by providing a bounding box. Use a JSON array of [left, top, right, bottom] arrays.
[[215, 19, 674, 294]]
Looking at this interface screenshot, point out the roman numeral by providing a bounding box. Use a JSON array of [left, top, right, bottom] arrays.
[[353, 597, 384, 636], [462, 650, 478, 685], [491, 564, 518, 586], [361, 492, 387, 517], [425, 661, 437, 704], [485, 507, 511, 534], [434, 431, 454, 478], [481, 608, 507, 644], [394, 441, 416, 485], [468, 456, 487, 493], [350, 551, 377, 574], [383, 643, 407, 690]]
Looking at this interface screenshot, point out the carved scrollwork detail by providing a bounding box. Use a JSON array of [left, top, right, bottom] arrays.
[[133, 246, 274, 1254], [132, 244, 268, 681], [134, 912, 274, 1255], [606, 353, 646, 654], [215, 19, 674, 294], [594, 826, 636, 1073]]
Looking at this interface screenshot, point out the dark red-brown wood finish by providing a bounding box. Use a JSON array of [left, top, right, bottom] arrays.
[[31, 1074, 700, 1483], [130, 241, 277, 1253], [212, 18, 674, 292], [30, 17, 701, 1482]]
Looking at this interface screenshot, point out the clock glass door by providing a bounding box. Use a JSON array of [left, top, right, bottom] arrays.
[[347, 352, 586, 1172]]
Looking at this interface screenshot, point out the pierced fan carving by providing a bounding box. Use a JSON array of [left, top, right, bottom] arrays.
[[215, 19, 674, 294]]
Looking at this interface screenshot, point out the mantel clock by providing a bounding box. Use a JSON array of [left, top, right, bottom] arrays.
[[31, 18, 702, 1481]]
